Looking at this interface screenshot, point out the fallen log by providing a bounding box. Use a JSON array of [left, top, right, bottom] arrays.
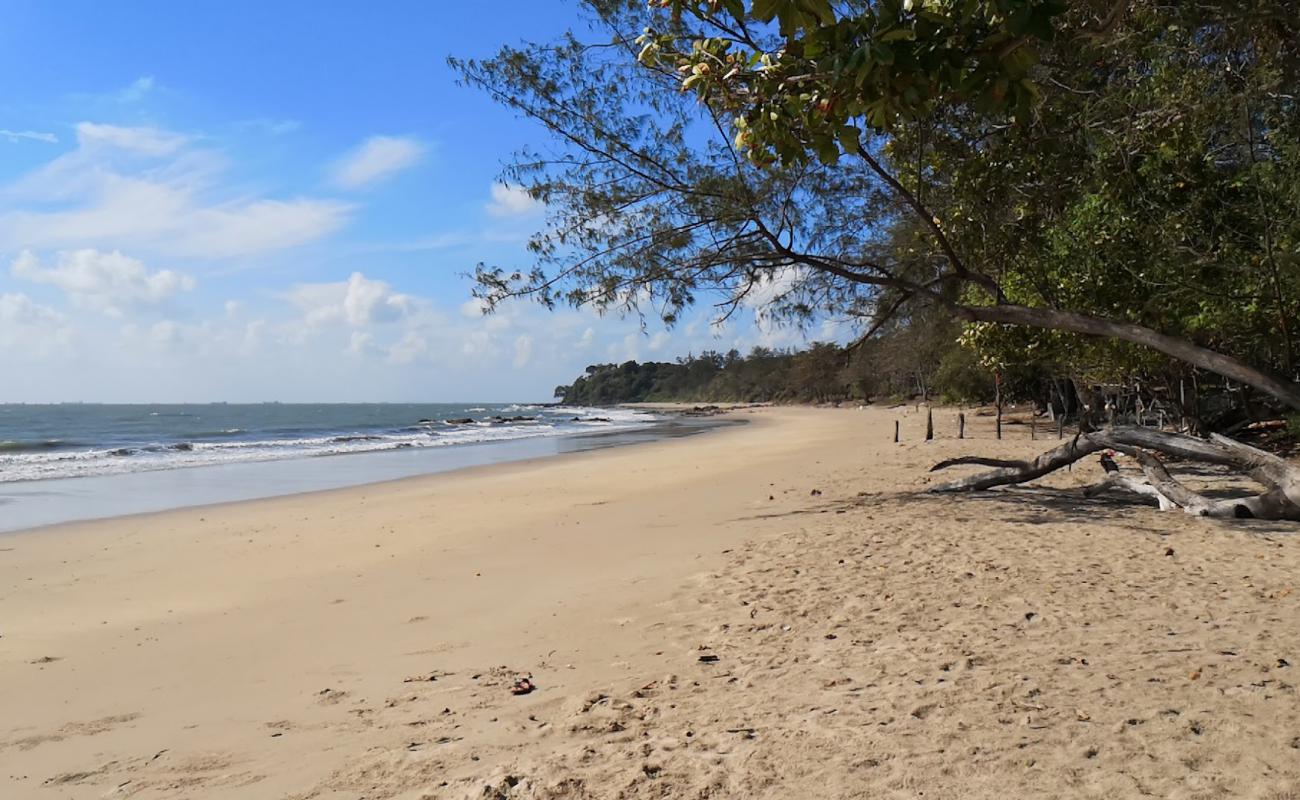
[[1082, 471, 1178, 510], [928, 434, 1105, 493], [929, 425, 1300, 521]]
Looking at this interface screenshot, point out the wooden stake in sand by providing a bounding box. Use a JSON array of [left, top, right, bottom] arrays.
[[894, 420, 900, 443], [926, 407, 934, 441], [1031, 416, 1036, 440], [958, 412, 965, 439], [995, 371, 1004, 441]]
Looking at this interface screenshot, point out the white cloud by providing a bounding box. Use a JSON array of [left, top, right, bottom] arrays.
[[0, 292, 71, 355], [149, 319, 181, 347], [342, 272, 412, 325], [75, 122, 186, 156], [0, 279, 785, 402], [289, 271, 415, 328], [387, 331, 429, 364], [741, 267, 807, 310], [331, 136, 426, 189], [612, 332, 642, 362], [242, 319, 266, 351], [0, 122, 353, 259], [11, 249, 194, 316], [118, 76, 155, 103], [512, 334, 533, 368], [485, 183, 541, 217], [461, 328, 497, 358], [0, 292, 65, 326], [172, 198, 354, 259], [0, 130, 58, 144], [236, 118, 302, 136], [347, 330, 377, 357], [731, 267, 813, 350]]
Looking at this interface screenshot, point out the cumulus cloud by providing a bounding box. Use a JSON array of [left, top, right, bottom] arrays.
[[149, 319, 181, 347], [331, 136, 425, 189], [0, 129, 58, 144], [289, 271, 415, 328], [461, 296, 489, 317], [0, 273, 773, 401], [347, 330, 377, 357], [485, 183, 541, 217], [11, 249, 194, 316], [0, 292, 65, 326], [388, 331, 429, 364], [0, 122, 353, 259], [0, 292, 70, 355], [512, 334, 533, 368]]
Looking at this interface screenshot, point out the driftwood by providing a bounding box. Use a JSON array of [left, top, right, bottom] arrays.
[[929, 425, 1300, 521]]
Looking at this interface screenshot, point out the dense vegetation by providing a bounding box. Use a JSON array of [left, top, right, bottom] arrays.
[[558, 309, 1008, 404], [558, 348, 835, 405]]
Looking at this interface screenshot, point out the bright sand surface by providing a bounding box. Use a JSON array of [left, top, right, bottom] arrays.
[[2, 406, 1298, 799]]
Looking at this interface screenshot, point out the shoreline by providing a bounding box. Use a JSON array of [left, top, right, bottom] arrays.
[[0, 412, 738, 536], [2, 405, 1296, 798]]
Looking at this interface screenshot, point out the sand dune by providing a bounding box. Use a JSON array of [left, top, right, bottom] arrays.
[[2, 406, 1297, 799]]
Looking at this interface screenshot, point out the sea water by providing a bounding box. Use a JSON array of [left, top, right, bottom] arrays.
[[0, 403, 690, 532]]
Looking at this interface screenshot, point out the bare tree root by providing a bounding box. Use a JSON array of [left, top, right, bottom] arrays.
[[929, 425, 1300, 521]]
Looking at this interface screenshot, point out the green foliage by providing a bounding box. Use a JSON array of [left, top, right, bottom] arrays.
[[557, 345, 849, 404], [933, 345, 995, 404], [653, 0, 1065, 165], [921, 1, 1300, 390]]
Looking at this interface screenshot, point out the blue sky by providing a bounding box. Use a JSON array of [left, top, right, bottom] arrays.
[[0, 0, 828, 402]]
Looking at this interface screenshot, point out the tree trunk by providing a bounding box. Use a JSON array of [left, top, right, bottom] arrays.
[[995, 370, 1003, 440]]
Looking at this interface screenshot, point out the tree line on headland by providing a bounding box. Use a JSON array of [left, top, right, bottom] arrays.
[[556, 312, 997, 406]]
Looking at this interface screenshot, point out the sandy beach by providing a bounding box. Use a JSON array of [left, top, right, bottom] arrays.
[[2, 406, 1298, 799]]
